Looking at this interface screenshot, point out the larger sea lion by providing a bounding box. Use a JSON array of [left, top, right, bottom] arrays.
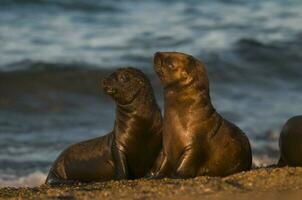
[[46, 68, 162, 185], [278, 116, 302, 167], [148, 52, 252, 178]]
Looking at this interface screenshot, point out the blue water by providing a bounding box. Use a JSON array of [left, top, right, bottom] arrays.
[[0, 0, 302, 187], [1, 0, 302, 68]]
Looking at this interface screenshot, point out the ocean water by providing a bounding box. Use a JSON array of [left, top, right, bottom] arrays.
[[1, 0, 302, 187]]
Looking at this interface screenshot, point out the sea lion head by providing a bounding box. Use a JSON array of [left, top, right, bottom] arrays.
[[102, 67, 150, 105], [154, 52, 209, 91]]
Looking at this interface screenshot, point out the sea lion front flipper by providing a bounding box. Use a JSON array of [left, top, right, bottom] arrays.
[[112, 142, 129, 180], [173, 146, 200, 178], [45, 170, 61, 186], [146, 150, 170, 179], [45, 171, 78, 186]]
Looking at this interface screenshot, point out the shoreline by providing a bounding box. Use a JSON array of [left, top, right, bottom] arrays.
[[1, 166, 302, 199]]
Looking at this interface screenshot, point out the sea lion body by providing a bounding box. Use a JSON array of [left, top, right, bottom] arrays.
[[279, 116, 302, 166], [46, 68, 162, 185], [47, 134, 115, 184], [149, 52, 252, 178]]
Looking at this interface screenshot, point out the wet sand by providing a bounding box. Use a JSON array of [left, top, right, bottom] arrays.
[[1, 167, 302, 199]]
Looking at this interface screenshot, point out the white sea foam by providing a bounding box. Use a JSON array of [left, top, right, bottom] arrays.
[[0, 171, 47, 188], [253, 155, 277, 167]]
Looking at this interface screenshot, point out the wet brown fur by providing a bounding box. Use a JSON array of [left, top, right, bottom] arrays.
[[149, 52, 252, 178], [278, 116, 302, 167], [46, 68, 162, 185]]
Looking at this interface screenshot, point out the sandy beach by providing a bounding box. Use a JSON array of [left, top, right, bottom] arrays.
[[1, 0, 302, 197], [1, 166, 302, 199]]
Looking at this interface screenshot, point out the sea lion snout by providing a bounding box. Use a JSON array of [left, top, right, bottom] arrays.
[[154, 52, 163, 65], [154, 52, 164, 75], [104, 86, 117, 95], [102, 78, 117, 95], [102, 78, 109, 89]]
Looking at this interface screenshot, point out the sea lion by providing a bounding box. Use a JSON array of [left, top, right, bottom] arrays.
[[46, 68, 162, 185], [148, 52, 252, 178], [278, 116, 302, 167]]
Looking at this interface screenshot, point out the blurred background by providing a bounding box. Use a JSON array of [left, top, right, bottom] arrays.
[[0, 0, 302, 187]]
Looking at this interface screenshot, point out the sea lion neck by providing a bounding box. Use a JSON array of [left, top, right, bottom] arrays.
[[164, 82, 216, 123], [165, 82, 209, 102], [115, 85, 158, 127], [114, 85, 161, 138]]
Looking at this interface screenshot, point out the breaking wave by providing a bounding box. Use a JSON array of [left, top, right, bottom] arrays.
[[0, 171, 46, 188]]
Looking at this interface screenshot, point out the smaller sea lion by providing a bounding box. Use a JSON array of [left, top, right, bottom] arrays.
[[278, 116, 302, 167], [46, 68, 162, 185], [149, 52, 252, 178]]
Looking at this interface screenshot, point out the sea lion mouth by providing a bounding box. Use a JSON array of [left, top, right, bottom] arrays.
[[105, 88, 117, 95], [102, 78, 117, 96], [102, 83, 117, 96], [163, 80, 179, 89], [164, 75, 195, 90]]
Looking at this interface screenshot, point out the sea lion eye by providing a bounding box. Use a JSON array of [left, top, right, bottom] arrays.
[[119, 74, 129, 82], [168, 64, 175, 69], [165, 57, 175, 69]]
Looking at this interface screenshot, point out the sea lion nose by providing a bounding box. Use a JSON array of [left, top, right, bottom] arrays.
[[154, 52, 163, 67], [108, 88, 117, 95], [103, 82, 117, 95], [154, 52, 162, 60], [102, 79, 109, 88]]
